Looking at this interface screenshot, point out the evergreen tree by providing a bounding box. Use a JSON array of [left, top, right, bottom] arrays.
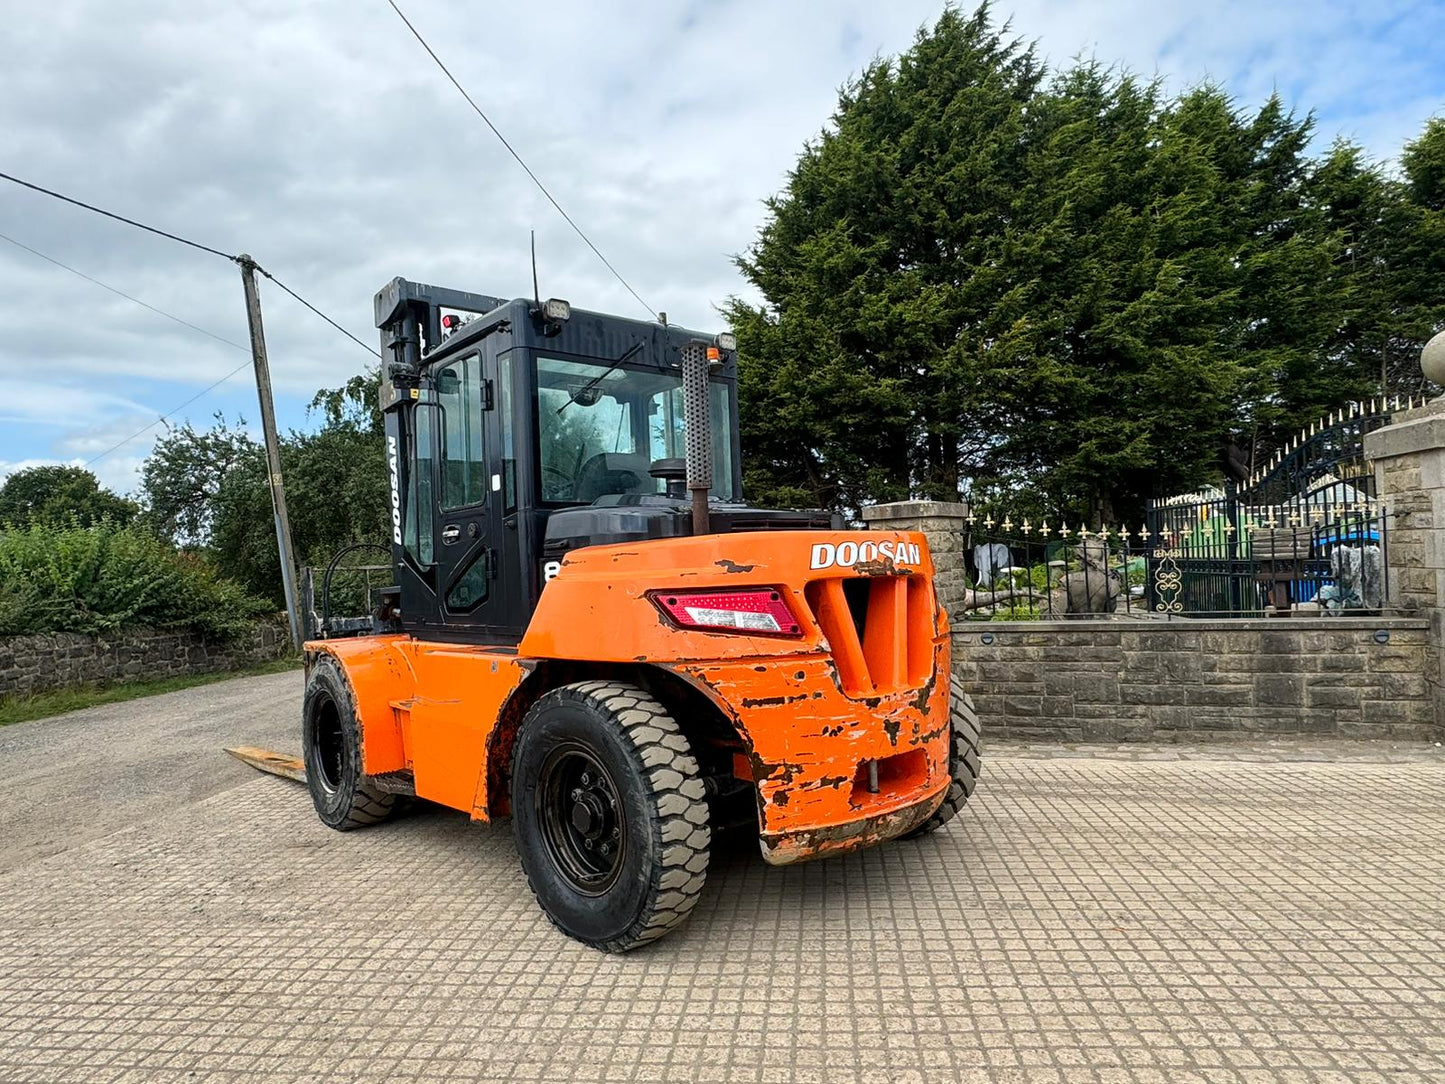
[[1388, 118, 1445, 397], [732, 4, 1437, 521], [730, 5, 1043, 510]]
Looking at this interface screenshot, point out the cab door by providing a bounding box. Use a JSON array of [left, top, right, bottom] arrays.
[[432, 349, 520, 640]]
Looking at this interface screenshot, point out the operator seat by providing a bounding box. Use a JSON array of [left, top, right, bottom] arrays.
[[574, 452, 652, 503]]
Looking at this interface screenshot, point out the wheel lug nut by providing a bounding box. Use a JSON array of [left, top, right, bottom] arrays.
[[580, 773, 590, 785], [570, 788, 582, 801], [600, 843, 610, 856], [611, 827, 620, 839], [584, 839, 594, 849]]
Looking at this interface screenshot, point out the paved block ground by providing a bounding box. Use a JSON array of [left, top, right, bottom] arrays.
[[0, 673, 1442, 1083]]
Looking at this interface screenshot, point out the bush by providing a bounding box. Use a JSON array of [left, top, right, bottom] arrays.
[[0, 520, 272, 640]]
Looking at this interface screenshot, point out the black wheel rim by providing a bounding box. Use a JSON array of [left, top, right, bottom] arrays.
[[536, 741, 626, 896], [314, 696, 345, 793]]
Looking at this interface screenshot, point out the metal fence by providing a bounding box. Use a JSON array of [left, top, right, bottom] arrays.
[[1144, 492, 1386, 617], [953, 519, 1149, 621], [1144, 479, 1388, 615], [956, 400, 1405, 620], [1136, 397, 1399, 618], [955, 504, 1388, 621]]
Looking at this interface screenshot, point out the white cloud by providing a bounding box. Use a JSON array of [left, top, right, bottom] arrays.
[[0, 457, 84, 480], [0, 382, 156, 429]]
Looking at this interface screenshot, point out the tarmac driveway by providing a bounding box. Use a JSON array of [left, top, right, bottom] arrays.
[[0, 671, 1442, 1083]]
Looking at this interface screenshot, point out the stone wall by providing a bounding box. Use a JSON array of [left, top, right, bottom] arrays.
[[860, 500, 971, 613], [953, 617, 1435, 742], [0, 622, 291, 698], [1366, 399, 1445, 733]]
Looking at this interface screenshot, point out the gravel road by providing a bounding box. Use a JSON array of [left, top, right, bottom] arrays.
[[0, 670, 301, 868]]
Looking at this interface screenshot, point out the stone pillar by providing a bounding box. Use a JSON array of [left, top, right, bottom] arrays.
[[1365, 396, 1445, 734], [861, 500, 970, 616]]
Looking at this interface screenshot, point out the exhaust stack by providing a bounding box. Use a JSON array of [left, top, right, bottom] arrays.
[[681, 339, 714, 536]]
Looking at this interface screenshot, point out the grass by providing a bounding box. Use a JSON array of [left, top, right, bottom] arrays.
[[0, 656, 302, 727]]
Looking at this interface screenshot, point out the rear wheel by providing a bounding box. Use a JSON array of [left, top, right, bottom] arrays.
[[511, 681, 710, 952], [302, 655, 396, 830], [905, 675, 982, 838]]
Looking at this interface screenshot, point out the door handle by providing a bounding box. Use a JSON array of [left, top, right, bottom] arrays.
[[441, 524, 461, 545]]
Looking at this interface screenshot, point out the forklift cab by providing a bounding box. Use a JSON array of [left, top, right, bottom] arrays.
[[374, 278, 764, 645]]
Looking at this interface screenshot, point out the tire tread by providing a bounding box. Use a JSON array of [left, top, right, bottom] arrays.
[[905, 675, 982, 838], [513, 680, 711, 952], [304, 655, 396, 831]]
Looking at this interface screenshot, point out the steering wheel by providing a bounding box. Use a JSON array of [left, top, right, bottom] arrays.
[[541, 464, 573, 500]]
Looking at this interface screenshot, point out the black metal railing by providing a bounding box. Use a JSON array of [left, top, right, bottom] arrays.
[[1142, 488, 1386, 616], [957, 497, 1388, 621], [953, 519, 1146, 621], [1239, 399, 1398, 507], [1130, 397, 1400, 618]]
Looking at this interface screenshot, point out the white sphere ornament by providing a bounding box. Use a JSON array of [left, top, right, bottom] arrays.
[[1423, 330, 1445, 388]]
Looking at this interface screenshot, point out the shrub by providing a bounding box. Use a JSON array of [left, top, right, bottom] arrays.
[[0, 520, 271, 640]]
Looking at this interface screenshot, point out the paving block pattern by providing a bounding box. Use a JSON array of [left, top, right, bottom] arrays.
[[1, 751, 1442, 1083]]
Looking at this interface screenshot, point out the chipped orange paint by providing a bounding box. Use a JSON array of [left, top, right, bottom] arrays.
[[310, 529, 952, 864], [671, 636, 950, 864]]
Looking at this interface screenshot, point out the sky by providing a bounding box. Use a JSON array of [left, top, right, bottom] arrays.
[[2, 0, 1443, 495]]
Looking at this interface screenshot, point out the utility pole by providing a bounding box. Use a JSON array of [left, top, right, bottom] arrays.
[[237, 255, 303, 649]]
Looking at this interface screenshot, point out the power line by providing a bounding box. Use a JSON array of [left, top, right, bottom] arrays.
[[0, 170, 235, 260], [257, 267, 381, 359], [81, 360, 254, 469], [0, 228, 256, 465], [1, 168, 380, 360], [0, 230, 249, 353], [384, 0, 656, 319], [0, 232, 367, 469]]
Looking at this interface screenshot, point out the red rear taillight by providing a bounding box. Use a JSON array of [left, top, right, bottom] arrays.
[[648, 587, 803, 638]]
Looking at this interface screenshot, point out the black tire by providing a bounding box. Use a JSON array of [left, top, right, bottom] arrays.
[[511, 680, 710, 952], [905, 675, 982, 838], [302, 655, 396, 831]]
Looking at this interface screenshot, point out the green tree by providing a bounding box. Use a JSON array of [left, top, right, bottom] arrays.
[[0, 464, 139, 527], [1386, 118, 1445, 397], [732, 4, 1428, 523], [141, 372, 390, 604], [141, 415, 262, 545], [1300, 121, 1445, 408], [983, 67, 1251, 520], [730, 4, 1044, 511]]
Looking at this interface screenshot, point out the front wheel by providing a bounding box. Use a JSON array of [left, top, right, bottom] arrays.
[[302, 655, 396, 830], [905, 675, 982, 838], [511, 681, 711, 952]]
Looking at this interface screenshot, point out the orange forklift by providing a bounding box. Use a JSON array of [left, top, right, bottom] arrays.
[[299, 278, 981, 951]]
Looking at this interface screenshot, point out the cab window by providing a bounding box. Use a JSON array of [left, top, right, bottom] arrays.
[[534, 355, 736, 504], [404, 403, 436, 566], [436, 354, 487, 510]]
